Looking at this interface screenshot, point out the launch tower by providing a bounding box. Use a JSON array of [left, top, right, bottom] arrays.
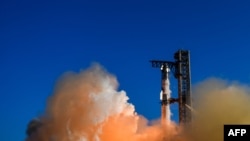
[[150, 49, 192, 125]]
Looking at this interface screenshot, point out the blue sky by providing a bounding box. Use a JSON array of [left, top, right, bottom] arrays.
[[1, 0, 250, 140]]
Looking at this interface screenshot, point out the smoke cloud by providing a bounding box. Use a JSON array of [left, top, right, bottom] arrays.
[[26, 64, 178, 141], [186, 78, 250, 141], [25, 65, 250, 141]]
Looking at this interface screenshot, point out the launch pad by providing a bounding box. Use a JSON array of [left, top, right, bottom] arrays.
[[150, 50, 192, 125]]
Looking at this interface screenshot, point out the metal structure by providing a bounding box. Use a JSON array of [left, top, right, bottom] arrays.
[[150, 49, 192, 125]]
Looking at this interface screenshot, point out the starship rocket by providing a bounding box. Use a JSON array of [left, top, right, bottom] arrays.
[[160, 64, 171, 125]]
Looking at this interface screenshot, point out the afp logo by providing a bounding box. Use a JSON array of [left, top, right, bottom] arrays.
[[224, 125, 250, 141]]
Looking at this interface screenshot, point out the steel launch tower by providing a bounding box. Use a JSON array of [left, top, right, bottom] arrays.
[[150, 49, 192, 125]]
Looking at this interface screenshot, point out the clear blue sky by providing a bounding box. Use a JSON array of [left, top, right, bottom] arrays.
[[1, 0, 250, 140]]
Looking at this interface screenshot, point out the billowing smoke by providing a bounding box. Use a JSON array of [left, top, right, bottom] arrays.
[[25, 64, 250, 141], [25, 64, 179, 141], [186, 78, 250, 141]]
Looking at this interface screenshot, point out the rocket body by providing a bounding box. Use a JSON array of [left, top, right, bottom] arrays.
[[160, 65, 170, 103], [160, 65, 171, 125]]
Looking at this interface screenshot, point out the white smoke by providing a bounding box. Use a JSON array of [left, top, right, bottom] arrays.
[[26, 64, 250, 141], [26, 63, 179, 141]]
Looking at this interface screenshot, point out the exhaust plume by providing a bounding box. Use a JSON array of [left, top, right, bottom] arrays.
[[25, 64, 178, 141], [25, 64, 250, 141], [186, 78, 250, 141]]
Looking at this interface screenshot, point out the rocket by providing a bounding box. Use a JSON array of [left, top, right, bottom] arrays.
[[160, 64, 171, 125], [160, 64, 170, 104]]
